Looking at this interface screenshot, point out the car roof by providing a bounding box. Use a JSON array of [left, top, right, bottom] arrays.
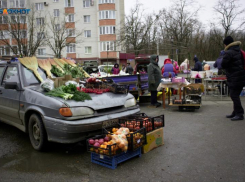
[[0, 61, 20, 65]]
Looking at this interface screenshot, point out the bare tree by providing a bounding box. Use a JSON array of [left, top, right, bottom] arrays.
[[45, 13, 84, 58], [159, 0, 201, 62], [213, 0, 245, 38], [0, 5, 46, 57], [120, 2, 161, 56]]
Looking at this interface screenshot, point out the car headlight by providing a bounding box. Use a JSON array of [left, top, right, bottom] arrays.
[[125, 98, 136, 108], [59, 107, 94, 117]]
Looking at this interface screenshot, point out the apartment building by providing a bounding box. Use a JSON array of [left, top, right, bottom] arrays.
[[0, 0, 125, 64]]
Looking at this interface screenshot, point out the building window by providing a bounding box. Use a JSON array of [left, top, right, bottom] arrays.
[[99, 10, 115, 20], [55, 24, 60, 31], [65, 0, 73, 7], [83, 0, 90, 7], [21, 30, 27, 38], [84, 15, 90, 23], [38, 48, 46, 55], [0, 46, 10, 55], [36, 18, 44, 25], [0, 0, 7, 8], [54, 9, 59, 17], [35, 3, 44, 10], [100, 41, 116, 51], [66, 44, 75, 53], [0, 16, 8, 24], [0, 31, 9, 39], [84, 30, 91, 38], [100, 26, 115, 35], [67, 29, 75, 37], [66, 14, 74, 22], [53, 0, 59, 2], [85, 46, 92, 54], [10, 0, 25, 8], [37, 32, 45, 39], [12, 46, 18, 55], [99, 0, 115, 4]]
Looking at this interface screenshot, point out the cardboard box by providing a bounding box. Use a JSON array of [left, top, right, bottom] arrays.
[[142, 127, 164, 154]]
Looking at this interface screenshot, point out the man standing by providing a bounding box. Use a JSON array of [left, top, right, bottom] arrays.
[[126, 62, 133, 75], [222, 36, 245, 121], [192, 57, 202, 83], [148, 55, 162, 107]]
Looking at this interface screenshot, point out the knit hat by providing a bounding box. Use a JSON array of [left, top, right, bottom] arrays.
[[223, 36, 234, 45]]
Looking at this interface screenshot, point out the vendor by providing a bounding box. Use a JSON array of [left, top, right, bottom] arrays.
[[161, 58, 177, 78], [148, 55, 162, 107], [111, 63, 120, 75]]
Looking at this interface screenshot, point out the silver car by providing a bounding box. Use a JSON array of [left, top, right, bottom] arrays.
[[0, 62, 140, 151]]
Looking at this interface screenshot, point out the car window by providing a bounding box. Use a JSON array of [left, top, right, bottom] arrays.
[[0, 66, 4, 79], [2, 66, 19, 85], [22, 65, 47, 86]]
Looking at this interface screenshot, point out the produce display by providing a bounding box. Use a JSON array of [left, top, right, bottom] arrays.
[[51, 64, 84, 79], [51, 65, 64, 77], [119, 115, 164, 133], [103, 126, 146, 151], [46, 84, 92, 101]]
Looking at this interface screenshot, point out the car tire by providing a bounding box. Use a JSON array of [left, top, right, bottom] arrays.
[[28, 114, 47, 151]]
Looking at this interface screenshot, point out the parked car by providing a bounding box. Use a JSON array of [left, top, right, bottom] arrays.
[[98, 65, 114, 76], [0, 62, 140, 151]]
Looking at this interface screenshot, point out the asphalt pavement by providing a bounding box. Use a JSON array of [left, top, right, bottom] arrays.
[[1, 98, 245, 182]]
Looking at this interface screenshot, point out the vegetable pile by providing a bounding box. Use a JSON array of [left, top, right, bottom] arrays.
[[46, 84, 92, 102], [51, 64, 84, 78], [78, 88, 110, 94]]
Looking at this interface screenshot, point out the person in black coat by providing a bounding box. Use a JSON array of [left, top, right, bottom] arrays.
[[192, 57, 202, 83], [222, 36, 245, 121]]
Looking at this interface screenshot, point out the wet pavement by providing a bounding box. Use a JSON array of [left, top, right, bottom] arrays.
[[1, 98, 245, 182]]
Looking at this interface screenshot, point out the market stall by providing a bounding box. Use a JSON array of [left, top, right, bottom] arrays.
[[157, 77, 203, 111]]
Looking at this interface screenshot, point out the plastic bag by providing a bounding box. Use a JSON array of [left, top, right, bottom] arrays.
[[65, 80, 78, 87], [111, 134, 128, 152], [41, 78, 54, 92]]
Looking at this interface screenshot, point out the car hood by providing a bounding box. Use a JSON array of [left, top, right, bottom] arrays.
[[30, 86, 133, 110]]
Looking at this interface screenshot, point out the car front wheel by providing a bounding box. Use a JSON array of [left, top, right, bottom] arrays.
[[28, 114, 47, 151]]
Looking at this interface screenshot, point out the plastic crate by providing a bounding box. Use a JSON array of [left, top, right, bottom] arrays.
[[91, 147, 141, 169], [151, 115, 165, 130], [118, 117, 153, 133], [87, 135, 124, 157], [109, 84, 129, 94], [103, 125, 147, 151]]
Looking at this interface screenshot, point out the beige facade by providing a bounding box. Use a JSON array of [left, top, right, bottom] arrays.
[[0, 0, 125, 63]]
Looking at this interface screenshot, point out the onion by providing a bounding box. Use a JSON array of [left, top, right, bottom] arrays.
[[89, 139, 95, 145]]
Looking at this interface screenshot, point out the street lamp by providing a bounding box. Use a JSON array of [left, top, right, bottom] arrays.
[[171, 36, 174, 63]]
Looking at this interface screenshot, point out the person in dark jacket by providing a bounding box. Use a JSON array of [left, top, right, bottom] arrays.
[[214, 50, 226, 75], [214, 50, 227, 95], [126, 62, 133, 75], [222, 36, 245, 121], [148, 55, 162, 107], [192, 57, 202, 83]]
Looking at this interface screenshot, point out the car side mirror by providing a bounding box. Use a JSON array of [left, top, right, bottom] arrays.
[[4, 82, 19, 90]]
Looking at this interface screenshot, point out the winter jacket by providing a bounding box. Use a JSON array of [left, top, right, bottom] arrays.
[[111, 63, 120, 74], [214, 50, 226, 75], [172, 60, 179, 73], [161, 59, 177, 77], [221, 41, 245, 89], [214, 51, 225, 70], [192, 57, 202, 71], [147, 55, 162, 91], [126, 65, 133, 75]]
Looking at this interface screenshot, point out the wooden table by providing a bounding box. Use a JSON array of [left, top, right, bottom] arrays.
[[157, 82, 189, 109]]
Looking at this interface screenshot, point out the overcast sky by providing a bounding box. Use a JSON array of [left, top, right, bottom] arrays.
[[124, 0, 245, 30]]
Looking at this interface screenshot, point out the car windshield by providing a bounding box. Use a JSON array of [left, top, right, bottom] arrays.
[[22, 65, 47, 86]]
